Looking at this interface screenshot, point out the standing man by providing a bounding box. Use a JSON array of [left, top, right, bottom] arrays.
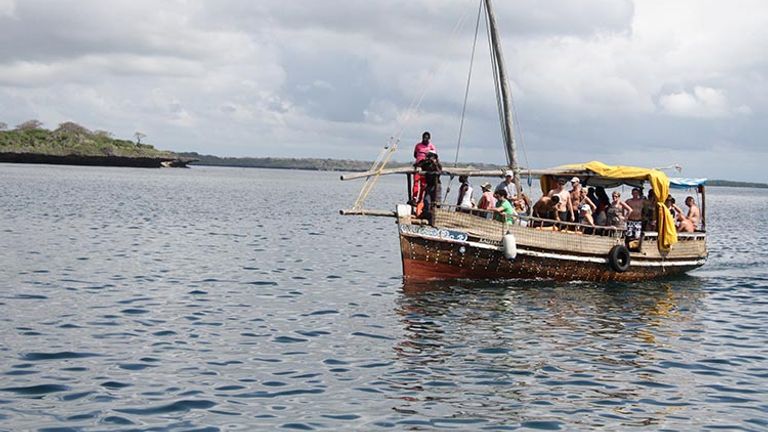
[[415, 151, 442, 220], [456, 175, 474, 209], [412, 131, 436, 206], [495, 170, 516, 198], [625, 187, 644, 238]]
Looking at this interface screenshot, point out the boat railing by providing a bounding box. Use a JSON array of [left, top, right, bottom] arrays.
[[434, 204, 626, 239]]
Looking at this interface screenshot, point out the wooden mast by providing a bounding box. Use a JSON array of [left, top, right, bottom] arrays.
[[483, 0, 521, 196]]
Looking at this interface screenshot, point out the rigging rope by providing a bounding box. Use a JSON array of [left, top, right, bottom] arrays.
[[453, 1, 484, 168], [351, 9, 474, 210], [510, 94, 532, 187], [444, 0, 484, 202]]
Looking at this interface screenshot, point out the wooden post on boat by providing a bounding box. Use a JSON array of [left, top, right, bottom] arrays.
[[699, 185, 706, 231], [483, 0, 521, 197], [407, 173, 413, 205]]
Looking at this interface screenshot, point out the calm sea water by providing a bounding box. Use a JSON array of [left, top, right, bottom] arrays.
[[0, 163, 766, 431]]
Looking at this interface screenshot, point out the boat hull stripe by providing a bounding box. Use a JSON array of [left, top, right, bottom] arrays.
[[399, 231, 706, 268]]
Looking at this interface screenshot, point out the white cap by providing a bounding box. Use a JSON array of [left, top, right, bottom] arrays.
[[504, 170, 514, 177], [570, 176, 580, 183]]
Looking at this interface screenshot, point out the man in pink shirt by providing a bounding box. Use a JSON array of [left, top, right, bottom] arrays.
[[412, 131, 436, 206]]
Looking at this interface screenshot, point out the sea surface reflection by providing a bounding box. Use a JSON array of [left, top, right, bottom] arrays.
[[384, 279, 721, 429]]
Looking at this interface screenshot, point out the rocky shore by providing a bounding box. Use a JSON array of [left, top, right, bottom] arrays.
[[0, 152, 193, 168], [0, 121, 194, 168]]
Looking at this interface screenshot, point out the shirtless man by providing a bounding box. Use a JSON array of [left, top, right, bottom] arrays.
[[624, 187, 645, 238], [670, 195, 696, 232], [547, 178, 573, 223], [685, 196, 701, 229], [532, 195, 560, 226]]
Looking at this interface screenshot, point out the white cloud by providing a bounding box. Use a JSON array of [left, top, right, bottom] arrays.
[[659, 86, 751, 118], [0, 0, 14, 18], [0, 0, 767, 181]]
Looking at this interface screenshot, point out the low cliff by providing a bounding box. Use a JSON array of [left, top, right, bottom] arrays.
[[0, 123, 194, 168]]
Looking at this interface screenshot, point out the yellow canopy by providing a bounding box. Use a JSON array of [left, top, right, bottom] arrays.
[[541, 161, 678, 252]]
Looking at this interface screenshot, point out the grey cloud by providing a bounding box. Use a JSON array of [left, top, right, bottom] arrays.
[[0, 0, 766, 181]]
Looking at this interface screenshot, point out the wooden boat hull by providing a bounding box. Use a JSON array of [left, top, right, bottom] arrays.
[[399, 228, 705, 282]]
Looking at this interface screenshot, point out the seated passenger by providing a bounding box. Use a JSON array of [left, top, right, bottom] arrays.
[[685, 196, 701, 229], [513, 191, 531, 216], [665, 196, 686, 230], [493, 189, 517, 223], [477, 182, 496, 210], [579, 203, 595, 227]]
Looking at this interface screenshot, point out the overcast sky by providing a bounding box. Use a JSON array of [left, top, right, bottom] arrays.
[[1, 0, 766, 181]]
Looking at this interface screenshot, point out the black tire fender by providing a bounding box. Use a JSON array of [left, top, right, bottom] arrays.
[[608, 244, 631, 272]]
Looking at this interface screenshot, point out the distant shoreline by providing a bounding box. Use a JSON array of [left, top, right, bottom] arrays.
[[0, 152, 191, 168], [0, 123, 194, 168], [179, 153, 767, 189]]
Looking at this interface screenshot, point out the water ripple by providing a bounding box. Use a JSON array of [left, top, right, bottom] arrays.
[[115, 399, 216, 415], [0, 167, 765, 431]]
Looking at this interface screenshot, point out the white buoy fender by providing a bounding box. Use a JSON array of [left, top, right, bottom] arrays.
[[503, 233, 517, 260]]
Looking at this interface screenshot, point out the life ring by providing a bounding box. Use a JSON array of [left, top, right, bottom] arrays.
[[608, 245, 631, 272]]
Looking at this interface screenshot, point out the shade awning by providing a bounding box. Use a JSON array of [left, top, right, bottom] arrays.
[[540, 161, 678, 252], [669, 177, 707, 189]]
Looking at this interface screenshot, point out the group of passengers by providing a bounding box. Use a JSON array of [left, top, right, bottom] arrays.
[[531, 177, 702, 235], [410, 132, 701, 235], [453, 171, 529, 224]]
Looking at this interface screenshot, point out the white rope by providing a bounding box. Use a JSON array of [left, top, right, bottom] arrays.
[[445, 0, 484, 202], [351, 8, 474, 210], [453, 0, 484, 168]]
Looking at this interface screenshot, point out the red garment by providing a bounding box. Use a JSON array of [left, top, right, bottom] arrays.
[[412, 172, 426, 205], [412, 140, 435, 208], [413, 141, 436, 164], [477, 191, 496, 210]]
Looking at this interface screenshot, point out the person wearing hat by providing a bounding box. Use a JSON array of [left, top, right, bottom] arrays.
[[569, 177, 584, 221], [496, 170, 531, 215], [411, 131, 436, 206], [546, 177, 574, 223], [477, 182, 496, 210], [577, 188, 596, 229], [495, 170, 517, 200]]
